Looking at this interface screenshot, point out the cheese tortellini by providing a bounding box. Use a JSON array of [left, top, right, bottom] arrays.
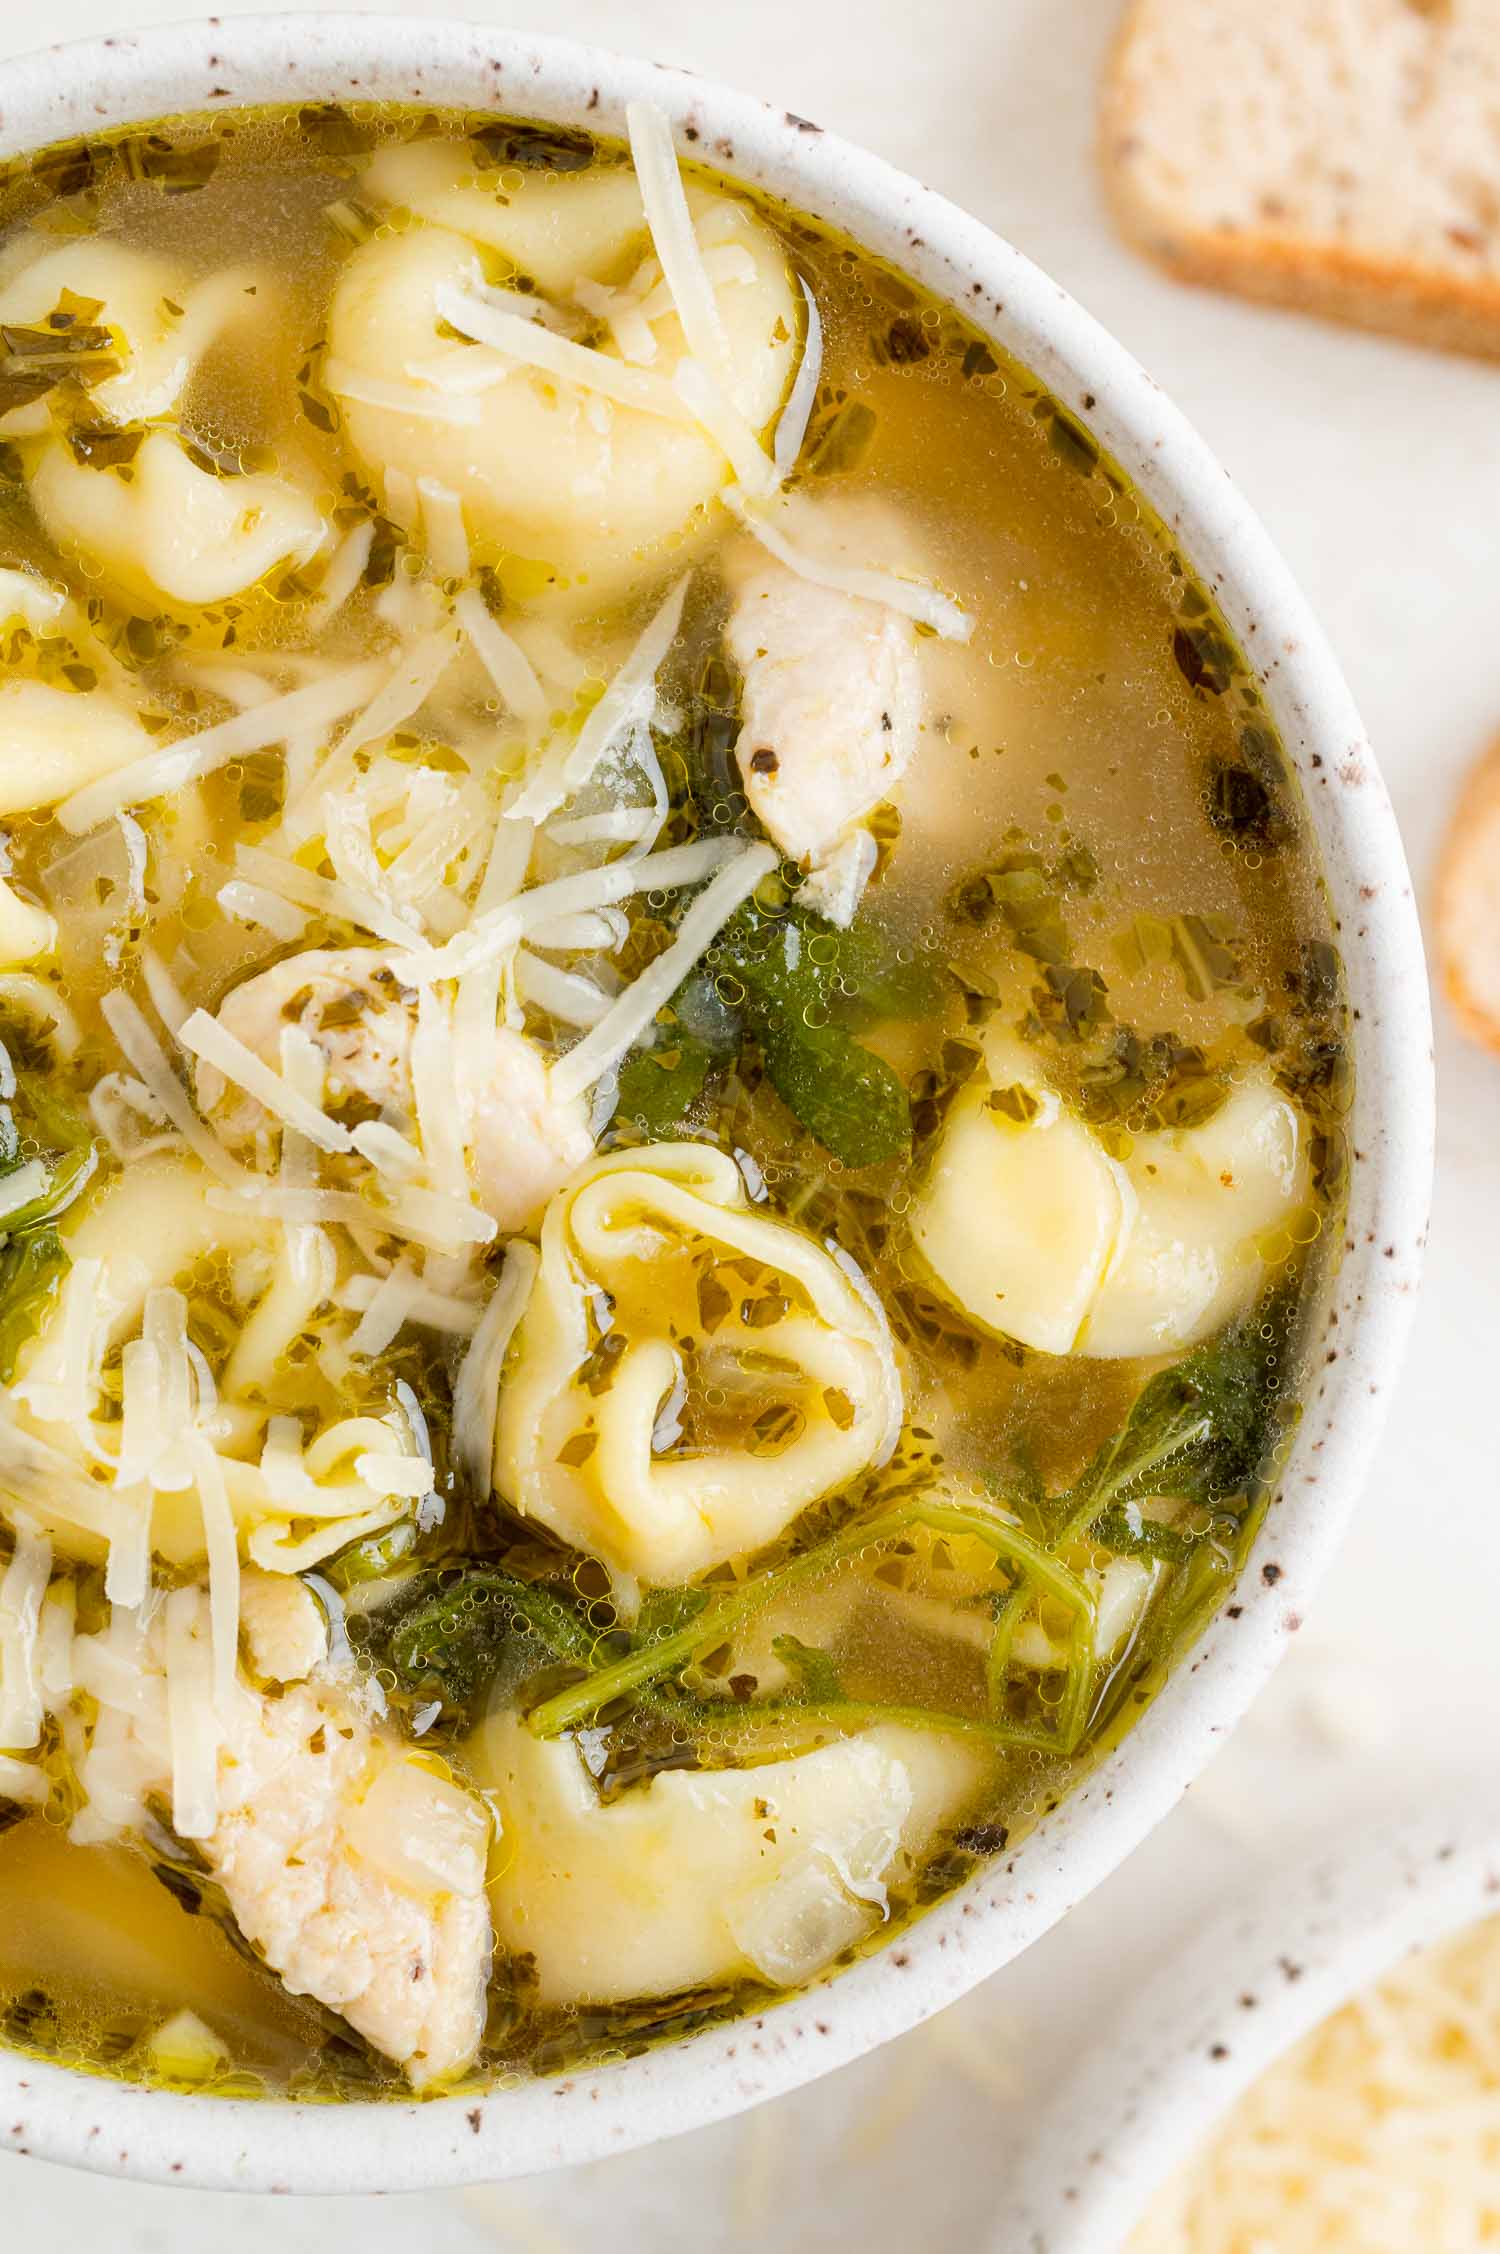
[[327, 146, 798, 596], [9, 1152, 422, 1574], [912, 1034, 1310, 1359], [494, 1144, 904, 1588], [0, 239, 326, 610], [475, 1712, 982, 2005]]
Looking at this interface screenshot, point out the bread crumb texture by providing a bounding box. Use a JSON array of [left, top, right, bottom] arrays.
[[1101, 0, 1500, 357]]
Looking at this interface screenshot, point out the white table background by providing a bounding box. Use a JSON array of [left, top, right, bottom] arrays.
[[0, 1, 1489, 2245]]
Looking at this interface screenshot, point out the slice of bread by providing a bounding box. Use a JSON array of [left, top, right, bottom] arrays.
[[1438, 736, 1500, 1050], [1101, 0, 1500, 358]]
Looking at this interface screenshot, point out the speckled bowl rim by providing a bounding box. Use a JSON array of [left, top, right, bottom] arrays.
[[0, 10, 1433, 2196], [1007, 1801, 1500, 2252]]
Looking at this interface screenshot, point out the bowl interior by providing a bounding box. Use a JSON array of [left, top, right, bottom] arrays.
[[0, 9, 1434, 2193]]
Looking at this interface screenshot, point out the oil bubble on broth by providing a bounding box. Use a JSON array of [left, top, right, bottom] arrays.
[[0, 99, 1345, 2098]]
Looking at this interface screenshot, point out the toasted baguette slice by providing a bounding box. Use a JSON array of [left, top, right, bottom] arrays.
[[1101, 0, 1500, 359], [1438, 737, 1500, 1050]]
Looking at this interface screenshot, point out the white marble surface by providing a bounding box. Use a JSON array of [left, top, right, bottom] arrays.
[[0, 0, 1490, 2245]]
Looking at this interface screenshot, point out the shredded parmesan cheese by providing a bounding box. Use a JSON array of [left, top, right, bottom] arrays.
[[322, 357, 482, 424], [451, 1242, 538, 1492], [1132, 1913, 1500, 2254], [506, 574, 690, 823], [100, 990, 258, 1195], [625, 100, 731, 381], [0, 1518, 50, 1751], [454, 587, 548, 726], [390, 833, 736, 986], [773, 279, 824, 478], [724, 487, 973, 642], [215, 878, 308, 941], [418, 478, 469, 579], [431, 282, 698, 423], [58, 658, 389, 834], [164, 1584, 218, 1839], [551, 840, 777, 1102], [179, 1008, 355, 1155]]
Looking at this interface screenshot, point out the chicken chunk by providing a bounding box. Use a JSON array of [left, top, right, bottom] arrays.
[[213, 946, 593, 1231], [212, 947, 416, 1127], [210, 1681, 492, 2087], [725, 553, 921, 926], [238, 1568, 328, 1684], [68, 1612, 493, 2087]]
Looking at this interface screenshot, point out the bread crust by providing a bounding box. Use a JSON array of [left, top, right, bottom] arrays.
[[1437, 736, 1500, 1052], [1099, 0, 1500, 362]]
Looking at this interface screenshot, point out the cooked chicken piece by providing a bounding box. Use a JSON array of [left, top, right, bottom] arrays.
[[70, 1613, 493, 2088], [211, 1681, 492, 2087], [213, 945, 593, 1230], [470, 1024, 595, 1234], [211, 946, 416, 1125], [725, 553, 920, 926], [238, 1569, 328, 1684]]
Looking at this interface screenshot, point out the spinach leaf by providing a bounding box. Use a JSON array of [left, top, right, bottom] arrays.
[[1056, 1298, 1291, 1546], [758, 1012, 910, 1168], [387, 1570, 594, 1707], [615, 1031, 716, 1138], [0, 1226, 68, 1384], [770, 1634, 844, 1700]]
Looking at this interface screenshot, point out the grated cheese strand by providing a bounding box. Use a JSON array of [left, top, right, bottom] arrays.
[[322, 357, 482, 424], [58, 658, 388, 834], [551, 841, 777, 1103], [773, 279, 824, 478], [454, 587, 548, 726], [451, 1242, 538, 1493], [0, 1517, 50, 1751], [431, 283, 697, 422], [100, 990, 259, 1196], [389, 833, 737, 987], [625, 100, 732, 382], [506, 573, 690, 824], [723, 486, 973, 642], [189, 1431, 240, 1718], [164, 1584, 219, 1840], [232, 841, 424, 949], [179, 1008, 356, 1156], [215, 878, 308, 942], [418, 477, 469, 579]]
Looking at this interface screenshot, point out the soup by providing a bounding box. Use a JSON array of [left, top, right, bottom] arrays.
[[0, 99, 1344, 2097]]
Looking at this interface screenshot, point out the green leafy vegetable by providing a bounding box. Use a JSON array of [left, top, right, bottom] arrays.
[[615, 1031, 716, 1137], [0, 1226, 67, 1383], [387, 1569, 595, 1707], [770, 1633, 844, 1700], [757, 1012, 910, 1169]]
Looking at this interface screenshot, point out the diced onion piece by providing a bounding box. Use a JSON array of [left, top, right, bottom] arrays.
[[179, 1007, 355, 1155], [724, 487, 972, 643], [452, 1242, 538, 1492], [58, 658, 389, 834], [146, 2008, 229, 2084], [552, 841, 776, 1103], [164, 1584, 219, 1840], [100, 990, 259, 1195]]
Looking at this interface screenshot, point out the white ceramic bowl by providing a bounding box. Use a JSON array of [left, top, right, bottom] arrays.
[[0, 10, 1433, 2196], [1008, 1799, 1500, 2252]]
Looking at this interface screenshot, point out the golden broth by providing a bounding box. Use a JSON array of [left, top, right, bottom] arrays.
[[0, 104, 1344, 2097]]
